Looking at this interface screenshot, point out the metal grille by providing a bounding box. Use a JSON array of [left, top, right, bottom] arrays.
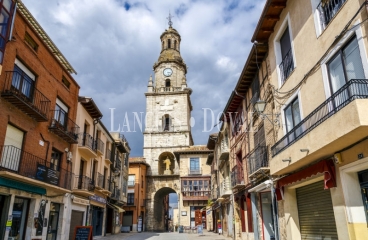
[[296, 181, 338, 240]]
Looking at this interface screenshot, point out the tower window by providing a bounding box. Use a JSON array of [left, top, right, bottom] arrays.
[[174, 40, 177, 50], [165, 79, 170, 88], [162, 41, 164, 50], [168, 39, 171, 48], [163, 114, 171, 131]]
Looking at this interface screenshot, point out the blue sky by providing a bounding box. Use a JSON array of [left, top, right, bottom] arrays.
[[22, 0, 266, 156]]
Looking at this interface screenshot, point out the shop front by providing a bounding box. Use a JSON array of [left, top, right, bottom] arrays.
[[0, 177, 67, 240], [88, 194, 107, 237], [66, 194, 89, 240]]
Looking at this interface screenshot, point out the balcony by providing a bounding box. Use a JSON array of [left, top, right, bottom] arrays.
[[231, 167, 245, 189], [248, 146, 269, 179], [219, 178, 232, 199], [117, 133, 130, 153], [188, 168, 202, 175], [1, 71, 51, 122], [279, 48, 294, 83], [78, 133, 97, 158], [182, 189, 210, 201], [96, 138, 104, 155], [271, 79, 368, 175], [0, 145, 72, 193], [115, 157, 122, 171], [72, 175, 95, 197], [111, 187, 121, 200], [105, 149, 112, 164], [49, 110, 79, 144], [154, 87, 182, 93], [210, 186, 219, 201], [219, 142, 229, 161], [128, 180, 135, 187], [317, 0, 346, 30]]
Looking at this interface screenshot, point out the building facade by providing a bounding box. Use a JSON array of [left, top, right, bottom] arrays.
[[215, 0, 368, 239], [123, 157, 149, 232], [0, 1, 80, 240]]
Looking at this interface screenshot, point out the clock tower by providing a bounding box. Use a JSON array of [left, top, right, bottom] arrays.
[[144, 16, 193, 174]]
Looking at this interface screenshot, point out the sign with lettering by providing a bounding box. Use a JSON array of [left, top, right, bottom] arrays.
[[35, 164, 60, 186], [89, 195, 106, 204], [73, 196, 90, 206], [74, 226, 92, 240]]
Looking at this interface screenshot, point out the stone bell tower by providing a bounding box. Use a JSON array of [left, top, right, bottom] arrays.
[[144, 14, 193, 175], [143, 14, 194, 231]]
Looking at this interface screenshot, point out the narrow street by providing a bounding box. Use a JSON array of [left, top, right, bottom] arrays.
[[93, 230, 233, 240]]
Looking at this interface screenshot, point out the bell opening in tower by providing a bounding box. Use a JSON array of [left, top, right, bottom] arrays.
[[165, 79, 171, 88], [168, 39, 171, 48]]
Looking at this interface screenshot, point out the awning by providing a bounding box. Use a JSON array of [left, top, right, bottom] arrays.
[[248, 180, 272, 193], [275, 159, 336, 200], [107, 203, 125, 213]]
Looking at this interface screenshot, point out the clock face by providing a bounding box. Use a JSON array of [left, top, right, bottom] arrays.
[[163, 68, 173, 77]]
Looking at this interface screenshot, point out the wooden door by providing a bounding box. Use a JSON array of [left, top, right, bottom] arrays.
[[195, 209, 202, 226]]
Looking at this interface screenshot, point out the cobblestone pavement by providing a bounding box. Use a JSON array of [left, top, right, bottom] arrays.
[[93, 230, 233, 240]]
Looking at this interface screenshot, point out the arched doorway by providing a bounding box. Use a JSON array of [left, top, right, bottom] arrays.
[[152, 187, 176, 231]]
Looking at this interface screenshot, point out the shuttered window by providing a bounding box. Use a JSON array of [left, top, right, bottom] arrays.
[[1, 124, 24, 171], [296, 181, 338, 240]]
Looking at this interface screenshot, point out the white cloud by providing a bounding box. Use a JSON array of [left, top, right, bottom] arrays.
[[22, 0, 266, 156]]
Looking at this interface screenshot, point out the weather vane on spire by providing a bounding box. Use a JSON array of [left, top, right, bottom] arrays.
[[167, 12, 173, 28]]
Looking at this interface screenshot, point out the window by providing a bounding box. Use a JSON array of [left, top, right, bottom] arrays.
[[279, 27, 294, 83], [162, 41, 164, 50], [128, 175, 135, 186], [12, 59, 36, 99], [232, 106, 244, 137], [168, 39, 171, 48], [317, 0, 346, 30], [165, 79, 170, 87], [284, 98, 301, 142], [54, 98, 68, 127], [174, 40, 177, 50], [24, 32, 38, 51], [141, 175, 143, 188], [251, 74, 260, 104], [190, 158, 200, 174], [0, 0, 14, 63], [1, 124, 24, 171], [328, 37, 365, 94], [62, 76, 70, 89], [50, 149, 62, 171], [127, 193, 134, 205], [163, 114, 170, 131]]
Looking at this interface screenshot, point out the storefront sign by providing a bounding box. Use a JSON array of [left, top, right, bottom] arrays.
[[73, 196, 90, 206], [35, 164, 60, 186], [0, 177, 46, 195], [89, 195, 106, 204]]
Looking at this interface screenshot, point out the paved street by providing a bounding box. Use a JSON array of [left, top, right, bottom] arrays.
[[93, 230, 233, 240]]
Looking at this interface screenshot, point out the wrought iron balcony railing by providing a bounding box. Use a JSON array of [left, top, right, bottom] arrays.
[[231, 167, 245, 187], [1, 71, 51, 121], [279, 48, 294, 83], [111, 188, 121, 200], [78, 133, 96, 151], [96, 138, 104, 154], [74, 175, 94, 191], [317, 0, 346, 30], [272, 79, 368, 156], [49, 110, 79, 144], [0, 145, 72, 190], [247, 146, 269, 176]]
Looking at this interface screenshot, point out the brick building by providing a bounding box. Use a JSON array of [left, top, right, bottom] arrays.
[[0, 1, 79, 239]]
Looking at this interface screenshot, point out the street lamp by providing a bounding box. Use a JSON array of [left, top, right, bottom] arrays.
[[254, 99, 280, 126]]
